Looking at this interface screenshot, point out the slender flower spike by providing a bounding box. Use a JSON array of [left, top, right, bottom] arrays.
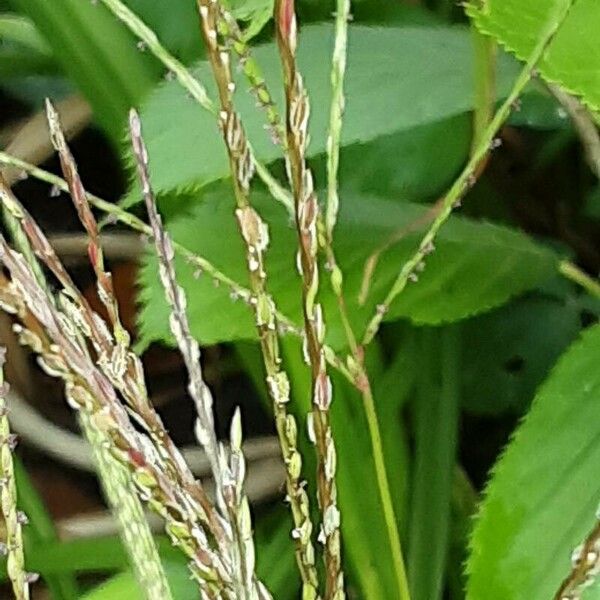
[[194, 2, 321, 595], [129, 109, 268, 600], [274, 1, 345, 597], [0, 348, 30, 600]]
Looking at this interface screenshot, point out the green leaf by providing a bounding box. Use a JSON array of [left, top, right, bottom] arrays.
[[0, 13, 51, 54], [0, 44, 59, 78], [13, 459, 79, 599], [461, 293, 583, 415], [138, 189, 558, 350], [9, 0, 159, 140], [122, 0, 204, 64], [81, 561, 193, 600], [311, 114, 472, 202], [466, 323, 600, 600], [130, 24, 522, 199], [0, 13, 59, 77], [467, 0, 600, 111], [224, 0, 273, 40], [408, 327, 461, 600], [0, 535, 181, 580]]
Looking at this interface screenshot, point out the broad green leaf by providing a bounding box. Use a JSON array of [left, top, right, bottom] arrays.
[[467, 0, 600, 111], [9, 0, 159, 140], [130, 25, 522, 200], [138, 189, 558, 350], [0, 44, 59, 78], [466, 323, 600, 600], [311, 114, 472, 202], [224, 0, 273, 40], [297, 0, 438, 25], [81, 562, 192, 600], [0, 535, 181, 580]]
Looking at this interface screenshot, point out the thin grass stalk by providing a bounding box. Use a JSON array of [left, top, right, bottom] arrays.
[[129, 110, 268, 600], [558, 261, 600, 299], [361, 1, 577, 346], [194, 4, 322, 596], [471, 26, 496, 153], [325, 0, 350, 243], [190, 8, 411, 591], [0, 348, 31, 600], [97, 0, 293, 213], [274, 2, 344, 597], [320, 3, 411, 595], [2, 172, 172, 600], [0, 251, 231, 597], [0, 175, 45, 290], [549, 84, 600, 180]]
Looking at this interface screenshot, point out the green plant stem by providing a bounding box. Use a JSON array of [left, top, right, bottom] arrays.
[[0, 151, 353, 386], [98, 0, 293, 213], [559, 260, 600, 299], [362, 381, 412, 600], [471, 26, 496, 152], [81, 412, 173, 600], [325, 0, 351, 240], [361, 1, 577, 346], [408, 327, 460, 600]]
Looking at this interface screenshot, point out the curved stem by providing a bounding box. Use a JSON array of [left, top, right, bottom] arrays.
[[362, 380, 412, 600], [559, 260, 600, 299], [361, 0, 578, 346]]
